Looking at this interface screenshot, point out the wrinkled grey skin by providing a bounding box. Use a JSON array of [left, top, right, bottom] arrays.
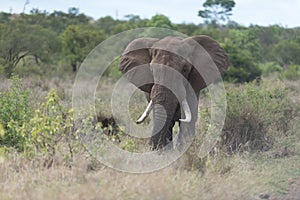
[[119, 35, 229, 150]]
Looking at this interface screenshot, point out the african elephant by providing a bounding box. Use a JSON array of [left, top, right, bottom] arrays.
[[119, 35, 229, 150]]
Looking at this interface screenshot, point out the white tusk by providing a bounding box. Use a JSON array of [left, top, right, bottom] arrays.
[[179, 98, 192, 123], [136, 100, 153, 124]]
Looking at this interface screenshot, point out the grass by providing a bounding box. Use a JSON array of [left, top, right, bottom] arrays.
[[0, 75, 300, 199], [1, 144, 299, 200]]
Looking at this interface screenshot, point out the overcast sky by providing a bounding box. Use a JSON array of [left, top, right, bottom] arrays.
[[1, 0, 299, 27]]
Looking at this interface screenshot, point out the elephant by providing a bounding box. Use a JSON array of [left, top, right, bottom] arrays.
[[119, 35, 229, 150]]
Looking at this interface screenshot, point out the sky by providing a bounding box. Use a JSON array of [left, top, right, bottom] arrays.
[[1, 0, 299, 28]]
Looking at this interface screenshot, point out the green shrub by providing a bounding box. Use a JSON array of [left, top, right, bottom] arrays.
[[259, 62, 282, 76], [102, 57, 122, 80], [18, 89, 74, 159], [281, 65, 300, 80], [14, 63, 44, 76], [0, 63, 4, 77], [198, 80, 297, 153], [0, 75, 32, 151], [223, 51, 262, 83], [220, 80, 296, 152], [222, 29, 263, 83], [121, 139, 136, 152]]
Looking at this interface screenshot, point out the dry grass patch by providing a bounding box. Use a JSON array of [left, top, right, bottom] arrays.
[[1, 146, 300, 200]]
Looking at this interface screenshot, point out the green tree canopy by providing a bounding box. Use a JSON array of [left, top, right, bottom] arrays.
[[0, 8, 299, 81], [147, 14, 173, 29], [198, 0, 236, 25], [272, 37, 300, 67], [0, 21, 58, 77], [223, 29, 262, 83], [61, 25, 106, 72]]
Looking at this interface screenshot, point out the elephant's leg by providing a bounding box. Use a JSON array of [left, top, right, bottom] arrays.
[[166, 119, 175, 143], [176, 92, 198, 151], [149, 133, 162, 150], [176, 121, 195, 151], [149, 130, 170, 150], [149, 119, 175, 150]]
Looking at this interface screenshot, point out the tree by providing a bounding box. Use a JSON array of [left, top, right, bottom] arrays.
[[61, 25, 106, 72], [0, 12, 12, 24], [175, 23, 199, 36], [95, 16, 118, 35], [198, 0, 235, 25], [0, 21, 58, 77], [223, 29, 262, 83], [47, 8, 91, 33], [147, 14, 173, 29], [272, 38, 300, 67]]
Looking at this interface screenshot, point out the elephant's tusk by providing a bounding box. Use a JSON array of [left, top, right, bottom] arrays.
[[179, 98, 192, 123], [136, 100, 153, 124]]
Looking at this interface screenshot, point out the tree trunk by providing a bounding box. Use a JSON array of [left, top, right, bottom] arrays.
[[71, 60, 77, 72], [4, 63, 14, 78]]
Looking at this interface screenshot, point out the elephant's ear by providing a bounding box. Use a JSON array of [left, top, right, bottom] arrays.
[[185, 35, 229, 93], [119, 37, 159, 93]]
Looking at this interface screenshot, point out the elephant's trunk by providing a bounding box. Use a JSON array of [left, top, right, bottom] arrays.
[[149, 84, 179, 149]]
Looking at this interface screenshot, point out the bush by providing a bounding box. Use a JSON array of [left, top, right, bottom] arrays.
[[0, 77, 78, 166], [220, 80, 296, 152], [0, 64, 4, 77], [18, 89, 74, 160], [102, 57, 122, 80], [197, 80, 297, 154], [281, 65, 300, 80], [0, 75, 32, 151], [223, 50, 262, 83], [273, 39, 300, 66], [259, 62, 282, 76], [222, 29, 263, 83]]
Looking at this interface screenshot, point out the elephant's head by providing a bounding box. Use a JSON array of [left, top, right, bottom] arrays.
[[119, 35, 229, 149]]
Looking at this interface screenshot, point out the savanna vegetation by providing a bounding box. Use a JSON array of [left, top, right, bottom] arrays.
[[0, 1, 300, 199]]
